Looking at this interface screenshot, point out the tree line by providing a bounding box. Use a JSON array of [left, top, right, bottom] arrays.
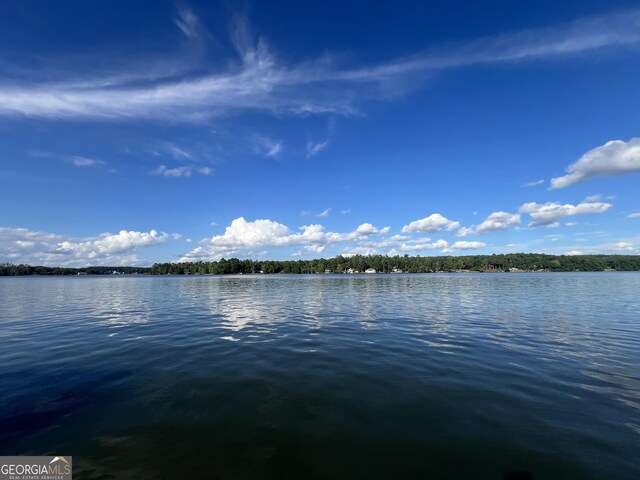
[[2, 254, 639, 276], [148, 254, 640, 275], [0, 264, 151, 276]]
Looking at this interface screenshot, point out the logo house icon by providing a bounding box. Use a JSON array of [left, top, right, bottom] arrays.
[[48, 456, 72, 477]]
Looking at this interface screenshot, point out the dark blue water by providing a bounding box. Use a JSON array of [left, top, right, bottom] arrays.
[[1, 273, 639, 479]]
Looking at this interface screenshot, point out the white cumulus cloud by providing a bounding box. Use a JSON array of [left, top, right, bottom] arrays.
[[584, 194, 603, 202], [0, 227, 173, 266], [539, 237, 640, 255], [355, 223, 390, 235], [304, 244, 326, 253], [519, 201, 612, 227], [396, 239, 449, 252], [402, 214, 460, 234], [57, 230, 168, 256], [180, 217, 391, 261], [613, 241, 635, 251], [456, 211, 520, 237], [550, 138, 640, 189], [442, 241, 487, 253]]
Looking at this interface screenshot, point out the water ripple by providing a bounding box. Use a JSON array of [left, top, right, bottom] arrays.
[[0, 273, 639, 479]]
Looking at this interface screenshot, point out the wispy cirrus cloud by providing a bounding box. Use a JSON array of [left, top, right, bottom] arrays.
[[28, 150, 105, 168], [152, 165, 213, 177], [71, 156, 104, 167], [174, 6, 202, 40], [306, 139, 329, 157], [522, 179, 544, 187], [163, 143, 194, 160], [1, 9, 640, 121], [301, 208, 332, 217], [253, 134, 282, 158]]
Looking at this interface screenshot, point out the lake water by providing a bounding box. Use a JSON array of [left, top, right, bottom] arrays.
[[1, 273, 639, 479]]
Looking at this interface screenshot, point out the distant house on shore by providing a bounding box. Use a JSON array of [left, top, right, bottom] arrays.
[[364, 268, 376, 274]]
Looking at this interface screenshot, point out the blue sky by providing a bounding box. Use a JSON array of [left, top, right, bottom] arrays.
[[1, 0, 640, 266]]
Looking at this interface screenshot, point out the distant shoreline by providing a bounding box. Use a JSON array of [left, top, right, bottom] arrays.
[[2, 253, 640, 276]]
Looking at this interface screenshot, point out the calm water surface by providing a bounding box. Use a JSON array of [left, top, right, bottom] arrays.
[[0, 273, 639, 479]]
